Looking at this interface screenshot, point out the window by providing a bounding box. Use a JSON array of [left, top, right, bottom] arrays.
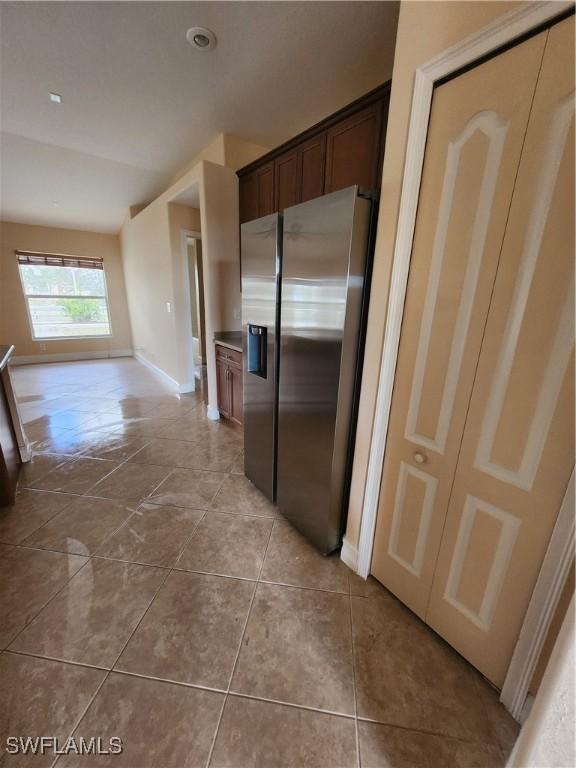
[[17, 251, 112, 339]]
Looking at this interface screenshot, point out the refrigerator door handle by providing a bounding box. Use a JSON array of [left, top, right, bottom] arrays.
[[247, 324, 268, 378]]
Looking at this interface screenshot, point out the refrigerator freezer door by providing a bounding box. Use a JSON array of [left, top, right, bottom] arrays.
[[241, 213, 282, 501], [277, 187, 371, 553]]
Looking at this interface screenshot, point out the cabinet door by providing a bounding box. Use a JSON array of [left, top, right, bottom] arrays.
[[299, 133, 326, 203], [239, 173, 258, 224], [229, 362, 243, 426], [216, 358, 230, 418], [256, 162, 275, 217], [275, 150, 299, 212], [325, 103, 382, 193]]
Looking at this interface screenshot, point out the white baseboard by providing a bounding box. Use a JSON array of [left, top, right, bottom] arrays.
[[206, 404, 220, 421], [341, 536, 359, 572], [133, 351, 180, 390], [177, 381, 195, 394], [11, 349, 133, 365]]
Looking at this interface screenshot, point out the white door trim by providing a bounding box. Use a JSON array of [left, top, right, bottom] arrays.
[[180, 229, 203, 393], [356, 0, 573, 716], [500, 468, 575, 719]]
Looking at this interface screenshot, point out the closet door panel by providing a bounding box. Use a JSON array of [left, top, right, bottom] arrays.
[[427, 17, 575, 687], [370, 32, 547, 619]]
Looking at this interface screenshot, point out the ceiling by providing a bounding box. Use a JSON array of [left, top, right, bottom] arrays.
[[0, 1, 399, 233]]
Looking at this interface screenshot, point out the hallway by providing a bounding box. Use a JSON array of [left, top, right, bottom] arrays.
[[0, 359, 518, 767]]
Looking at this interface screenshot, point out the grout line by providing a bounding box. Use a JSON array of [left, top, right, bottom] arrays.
[[79, 452, 171, 498], [204, 516, 276, 768], [49, 667, 108, 768], [2, 648, 410, 730], [167, 509, 209, 572], [4, 554, 95, 652], [151, 503, 273, 520], [3, 649, 110, 673], [49, 544, 178, 767], [16, 487, 85, 500], [354, 714, 494, 746], [15, 499, 140, 554], [258, 577, 350, 596], [17, 455, 75, 487], [125, 457, 240, 475], [112, 667, 227, 695], [348, 585, 361, 768], [226, 690, 357, 721], [46, 492, 212, 765], [171, 565, 258, 583], [93, 500, 206, 561]]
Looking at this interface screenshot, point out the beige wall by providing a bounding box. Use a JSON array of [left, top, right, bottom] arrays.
[[121, 158, 239, 413], [0, 220, 132, 360], [222, 134, 270, 170], [198, 161, 241, 412], [345, 0, 529, 553], [168, 202, 203, 388], [169, 133, 269, 186], [120, 200, 177, 378], [120, 198, 201, 384], [168, 135, 226, 187], [121, 132, 263, 399], [509, 595, 575, 767]]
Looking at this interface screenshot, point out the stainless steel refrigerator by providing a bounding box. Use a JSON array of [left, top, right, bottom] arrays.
[[241, 213, 282, 502], [242, 187, 373, 553]]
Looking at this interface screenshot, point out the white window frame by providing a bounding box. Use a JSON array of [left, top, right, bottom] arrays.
[[18, 260, 114, 341]]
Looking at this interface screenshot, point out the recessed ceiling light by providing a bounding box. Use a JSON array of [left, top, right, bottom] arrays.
[[49, 92, 62, 104], [186, 27, 216, 51], [52, 201, 60, 207]]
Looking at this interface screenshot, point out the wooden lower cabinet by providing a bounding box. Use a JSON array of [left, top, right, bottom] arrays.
[[215, 344, 243, 426], [228, 362, 243, 426], [216, 355, 230, 419]]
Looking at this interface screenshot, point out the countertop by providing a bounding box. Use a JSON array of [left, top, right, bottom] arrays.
[[214, 332, 242, 353], [0, 345, 14, 371]]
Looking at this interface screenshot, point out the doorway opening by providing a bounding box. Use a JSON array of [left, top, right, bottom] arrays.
[[186, 234, 208, 401]]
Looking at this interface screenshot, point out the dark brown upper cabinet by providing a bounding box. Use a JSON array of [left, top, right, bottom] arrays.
[[299, 133, 326, 204], [256, 162, 275, 217], [275, 150, 299, 212], [325, 103, 382, 193], [239, 173, 258, 224], [238, 81, 390, 223]]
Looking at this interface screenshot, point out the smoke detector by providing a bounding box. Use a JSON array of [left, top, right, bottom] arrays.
[[186, 27, 217, 51]]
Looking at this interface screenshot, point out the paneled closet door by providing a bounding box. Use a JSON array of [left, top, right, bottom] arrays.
[[370, 32, 547, 619], [426, 17, 575, 687]]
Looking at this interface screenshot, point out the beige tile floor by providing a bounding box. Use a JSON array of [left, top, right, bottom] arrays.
[[0, 359, 519, 767]]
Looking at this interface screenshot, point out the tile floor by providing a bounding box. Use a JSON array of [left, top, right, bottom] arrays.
[[0, 359, 519, 767]]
